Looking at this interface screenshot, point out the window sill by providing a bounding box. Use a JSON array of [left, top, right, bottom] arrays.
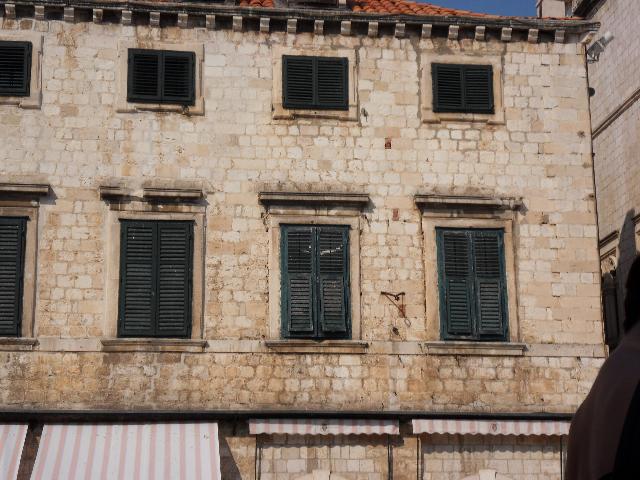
[[272, 104, 358, 122], [116, 98, 204, 116], [422, 110, 505, 125], [265, 340, 368, 354], [101, 338, 208, 353], [0, 337, 38, 351], [423, 341, 526, 357]]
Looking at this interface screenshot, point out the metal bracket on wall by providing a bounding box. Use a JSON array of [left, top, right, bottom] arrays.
[[380, 291, 406, 318]]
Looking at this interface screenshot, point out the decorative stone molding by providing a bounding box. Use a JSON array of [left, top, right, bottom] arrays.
[[259, 17, 270, 33], [178, 13, 188, 28], [143, 187, 204, 201], [424, 342, 526, 357], [92, 8, 102, 23], [421, 24, 433, 38], [206, 14, 216, 30], [0, 183, 50, 200], [340, 20, 351, 36], [287, 18, 297, 34], [528, 29, 539, 43], [35, 5, 45, 20], [101, 338, 208, 353], [232, 15, 243, 32], [368, 21, 378, 38], [448, 25, 459, 40], [414, 194, 523, 212], [0, 338, 38, 352], [150, 11, 160, 28], [555, 30, 566, 43], [99, 185, 129, 201], [395, 23, 406, 38], [421, 53, 505, 125], [475, 26, 486, 41], [4, 3, 16, 19], [314, 19, 324, 35], [122, 10, 132, 26], [501, 27, 513, 42], [271, 46, 358, 121], [259, 192, 370, 208], [0, 31, 44, 109], [115, 39, 205, 116], [64, 7, 75, 22], [265, 340, 369, 354]]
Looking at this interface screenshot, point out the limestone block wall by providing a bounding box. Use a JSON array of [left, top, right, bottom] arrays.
[[0, 14, 604, 414]]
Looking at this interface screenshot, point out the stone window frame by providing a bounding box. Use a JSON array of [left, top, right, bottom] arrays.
[[116, 40, 205, 116], [260, 193, 368, 352], [0, 183, 50, 349], [416, 195, 522, 350], [101, 188, 206, 352], [421, 53, 505, 125], [272, 46, 358, 121], [0, 31, 43, 109]]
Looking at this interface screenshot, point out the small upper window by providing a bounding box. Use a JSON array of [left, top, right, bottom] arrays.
[[437, 228, 508, 341], [127, 49, 195, 106], [432, 64, 494, 114], [0, 41, 32, 97], [283, 55, 348, 111]]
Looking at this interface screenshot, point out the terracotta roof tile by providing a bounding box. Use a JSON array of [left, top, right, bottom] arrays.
[[238, 0, 274, 7], [348, 0, 500, 17]]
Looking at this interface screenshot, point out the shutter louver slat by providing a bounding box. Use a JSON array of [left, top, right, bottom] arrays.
[[316, 57, 348, 110], [284, 228, 314, 334], [441, 231, 473, 337], [464, 65, 494, 114], [0, 218, 26, 336], [0, 42, 31, 97], [473, 231, 505, 337], [128, 51, 161, 103], [283, 56, 314, 109], [318, 228, 349, 334], [162, 52, 195, 105], [119, 222, 155, 336], [156, 222, 192, 336], [433, 64, 463, 113]]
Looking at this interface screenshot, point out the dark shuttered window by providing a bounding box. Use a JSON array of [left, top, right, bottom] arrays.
[[0, 218, 27, 337], [281, 225, 350, 339], [118, 220, 193, 338], [283, 55, 349, 110], [437, 228, 508, 341], [127, 49, 195, 106], [432, 64, 494, 114], [0, 41, 32, 97]]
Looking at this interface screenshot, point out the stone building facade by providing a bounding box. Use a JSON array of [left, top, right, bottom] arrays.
[[0, 0, 603, 477], [540, 0, 640, 346]]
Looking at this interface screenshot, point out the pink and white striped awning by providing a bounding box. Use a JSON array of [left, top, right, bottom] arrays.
[[249, 419, 399, 436], [411, 419, 570, 436], [30, 423, 221, 480], [0, 423, 28, 480]]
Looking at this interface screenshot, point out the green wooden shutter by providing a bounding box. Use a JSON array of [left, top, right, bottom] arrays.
[[317, 226, 349, 335], [283, 56, 314, 109], [316, 57, 349, 110], [128, 49, 162, 103], [0, 218, 26, 336], [118, 221, 156, 336], [438, 230, 473, 337], [282, 226, 315, 336], [156, 222, 193, 337], [472, 231, 506, 338], [463, 65, 494, 114], [162, 51, 195, 106], [0, 41, 32, 97], [433, 64, 464, 113]]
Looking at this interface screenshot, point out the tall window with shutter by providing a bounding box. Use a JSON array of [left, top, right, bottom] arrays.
[[280, 225, 350, 339], [118, 220, 193, 338], [0, 218, 26, 337], [432, 64, 494, 114], [436, 228, 508, 341], [283, 55, 349, 110], [0, 41, 32, 97], [127, 49, 195, 105]]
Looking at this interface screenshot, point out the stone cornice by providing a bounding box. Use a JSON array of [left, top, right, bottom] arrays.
[[0, 183, 50, 199], [259, 191, 370, 208], [414, 194, 523, 212], [1, 0, 599, 41]]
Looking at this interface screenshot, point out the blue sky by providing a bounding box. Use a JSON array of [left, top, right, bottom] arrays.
[[427, 0, 536, 16]]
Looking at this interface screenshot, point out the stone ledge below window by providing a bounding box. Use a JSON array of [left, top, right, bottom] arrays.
[[101, 338, 208, 353], [264, 340, 369, 354], [0, 337, 38, 351], [423, 341, 526, 357]]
